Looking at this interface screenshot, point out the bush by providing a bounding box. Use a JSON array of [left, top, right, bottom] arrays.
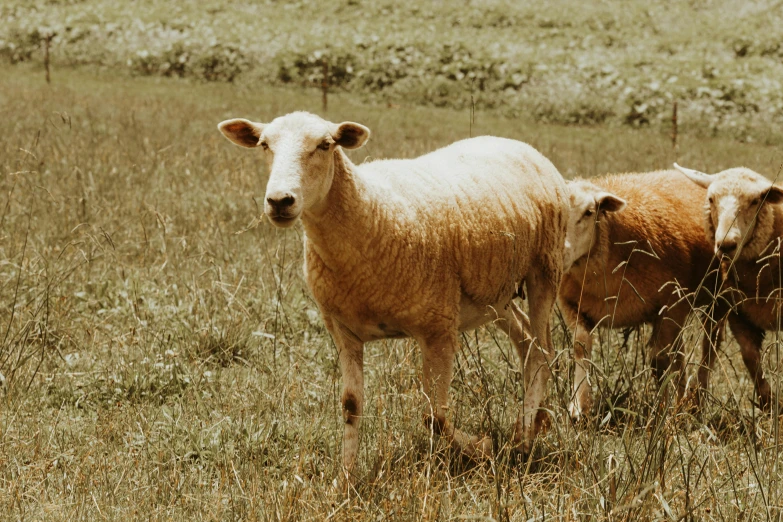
[[128, 42, 249, 82], [278, 48, 357, 89], [731, 37, 783, 61], [277, 41, 531, 112], [193, 44, 249, 82], [0, 28, 43, 64]]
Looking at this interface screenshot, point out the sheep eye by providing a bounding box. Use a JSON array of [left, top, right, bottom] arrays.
[[260, 141, 269, 150], [317, 140, 331, 151], [708, 196, 714, 204], [751, 197, 761, 206], [583, 209, 594, 219]]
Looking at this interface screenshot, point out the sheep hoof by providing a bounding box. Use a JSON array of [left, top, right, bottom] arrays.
[[756, 393, 783, 415], [679, 388, 703, 416], [458, 435, 492, 462], [470, 435, 493, 460], [338, 468, 360, 496], [510, 439, 532, 465], [510, 412, 548, 456], [535, 409, 551, 434], [568, 393, 593, 422], [567, 401, 583, 422]]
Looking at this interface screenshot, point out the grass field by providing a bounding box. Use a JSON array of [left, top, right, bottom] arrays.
[[2, 62, 783, 520], [3, 0, 783, 142]]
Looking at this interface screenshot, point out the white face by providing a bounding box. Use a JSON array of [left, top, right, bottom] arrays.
[[218, 112, 370, 228], [675, 164, 783, 260], [563, 181, 626, 270], [707, 189, 753, 256]]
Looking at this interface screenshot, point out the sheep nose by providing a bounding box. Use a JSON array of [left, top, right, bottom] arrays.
[[267, 195, 296, 211], [717, 239, 737, 255]]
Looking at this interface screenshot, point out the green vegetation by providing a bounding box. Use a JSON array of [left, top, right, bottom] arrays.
[[2, 62, 783, 520], [2, 0, 783, 143]]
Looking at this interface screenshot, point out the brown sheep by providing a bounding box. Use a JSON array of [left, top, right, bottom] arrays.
[[561, 170, 725, 419], [217, 112, 569, 481], [676, 163, 783, 409]]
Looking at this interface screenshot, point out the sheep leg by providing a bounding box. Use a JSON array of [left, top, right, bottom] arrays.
[[693, 315, 726, 408], [326, 318, 365, 481], [511, 269, 556, 453], [495, 301, 549, 445], [728, 313, 775, 410], [568, 314, 594, 421], [649, 311, 688, 403], [420, 333, 491, 459]]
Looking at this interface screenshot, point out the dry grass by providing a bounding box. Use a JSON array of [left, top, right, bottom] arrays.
[[2, 63, 783, 520]]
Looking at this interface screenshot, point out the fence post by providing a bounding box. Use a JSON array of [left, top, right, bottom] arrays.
[[42, 32, 56, 84]]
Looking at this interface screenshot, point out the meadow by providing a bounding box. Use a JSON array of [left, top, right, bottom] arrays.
[[1, 57, 783, 520], [2, 0, 783, 142]]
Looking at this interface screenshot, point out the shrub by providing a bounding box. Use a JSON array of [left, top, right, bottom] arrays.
[[128, 42, 249, 82], [278, 48, 357, 89], [193, 43, 249, 82], [276, 41, 531, 112], [0, 28, 43, 64]]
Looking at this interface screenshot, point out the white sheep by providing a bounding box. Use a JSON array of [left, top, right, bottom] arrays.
[[218, 112, 569, 479], [561, 171, 726, 419], [675, 163, 783, 409]]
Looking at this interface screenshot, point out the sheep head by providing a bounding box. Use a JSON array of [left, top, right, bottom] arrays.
[[218, 112, 370, 228], [674, 163, 783, 261], [563, 179, 626, 271]]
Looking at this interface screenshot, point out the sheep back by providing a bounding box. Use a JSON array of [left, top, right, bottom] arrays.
[[304, 136, 567, 339], [560, 170, 718, 327]]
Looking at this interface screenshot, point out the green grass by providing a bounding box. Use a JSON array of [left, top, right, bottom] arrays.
[[2, 63, 783, 520], [3, 0, 783, 141]]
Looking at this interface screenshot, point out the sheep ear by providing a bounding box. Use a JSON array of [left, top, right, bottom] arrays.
[[333, 122, 370, 149], [763, 185, 783, 205], [218, 118, 265, 148], [673, 163, 713, 188], [596, 192, 626, 213]]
